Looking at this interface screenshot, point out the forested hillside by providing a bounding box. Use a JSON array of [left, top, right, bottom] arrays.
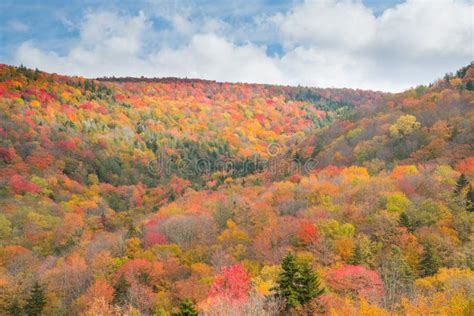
[[0, 63, 473, 315]]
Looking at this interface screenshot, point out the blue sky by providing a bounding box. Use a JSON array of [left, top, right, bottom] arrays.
[[1, 0, 472, 91]]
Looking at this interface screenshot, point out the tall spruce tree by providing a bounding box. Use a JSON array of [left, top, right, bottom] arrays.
[[349, 244, 365, 265], [173, 299, 198, 316], [274, 252, 324, 309], [113, 274, 131, 306], [466, 185, 474, 212], [295, 260, 325, 305], [420, 243, 441, 277], [398, 212, 413, 232], [455, 173, 469, 195], [7, 299, 21, 316], [24, 281, 46, 316]]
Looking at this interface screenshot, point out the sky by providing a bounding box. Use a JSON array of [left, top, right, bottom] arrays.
[[0, 0, 473, 92]]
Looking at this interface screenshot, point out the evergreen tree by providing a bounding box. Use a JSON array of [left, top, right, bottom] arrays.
[[24, 281, 46, 316], [172, 299, 198, 316], [274, 252, 324, 309], [7, 299, 21, 316], [349, 244, 365, 265], [455, 173, 469, 195], [420, 243, 441, 277], [113, 274, 130, 306], [295, 260, 325, 305], [466, 185, 474, 213], [275, 252, 300, 307], [398, 212, 412, 230]]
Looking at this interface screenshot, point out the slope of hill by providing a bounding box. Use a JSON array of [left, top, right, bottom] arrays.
[[0, 63, 473, 315]]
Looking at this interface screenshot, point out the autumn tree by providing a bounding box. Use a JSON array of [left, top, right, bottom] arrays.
[[380, 246, 414, 307]]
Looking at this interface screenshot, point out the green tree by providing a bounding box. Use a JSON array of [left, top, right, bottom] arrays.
[[420, 243, 441, 277], [398, 212, 413, 232], [113, 274, 130, 306], [7, 299, 21, 316], [295, 260, 324, 305], [274, 252, 324, 309], [172, 299, 198, 316], [465, 79, 474, 91], [24, 281, 46, 316], [349, 244, 365, 265], [455, 173, 469, 195], [467, 185, 474, 212]]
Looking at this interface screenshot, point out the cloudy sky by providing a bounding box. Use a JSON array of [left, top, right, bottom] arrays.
[[0, 0, 473, 91]]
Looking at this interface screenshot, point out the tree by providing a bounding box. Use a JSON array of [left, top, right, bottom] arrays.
[[349, 244, 365, 265], [296, 260, 324, 305], [211, 264, 251, 301], [173, 299, 198, 316], [389, 115, 421, 138], [325, 265, 383, 303], [7, 299, 21, 316], [398, 212, 413, 232], [420, 243, 441, 277], [454, 173, 469, 195], [380, 246, 414, 306], [467, 185, 474, 212], [113, 274, 130, 306], [24, 281, 46, 316], [274, 252, 324, 309]]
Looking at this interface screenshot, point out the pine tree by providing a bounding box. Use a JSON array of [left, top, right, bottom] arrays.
[[420, 243, 441, 277], [274, 252, 324, 309], [398, 212, 412, 232], [466, 185, 474, 212], [24, 281, 46, 316], [349, 244, 365, 265], [173, 299, 198, 316], [455, 173, 469, 195], [275, 252, 300, 308], [7, 299, 21, 316], [295, 260, 324, 305], [113, 274, 130, 306]]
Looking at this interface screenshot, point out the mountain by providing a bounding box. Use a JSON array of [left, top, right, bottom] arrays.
[[0, 63, 473, 315]]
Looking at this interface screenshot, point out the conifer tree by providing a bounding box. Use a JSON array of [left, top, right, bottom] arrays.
[[7, 299, 21, 316], [113, 274, 130, 306], [349, 244, 365, 265], [295, 260, 325, 305], [274, 252, 324, 309], [420, 243, 441, 277], [24, 281, 46, 316], [466, 185, 474, 212], [173, 299, 198, 316], [398, 212, 412, 232], [455, 173, 469, 195]]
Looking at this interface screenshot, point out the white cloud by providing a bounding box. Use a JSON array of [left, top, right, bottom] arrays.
[[271, 0, 376, 51], [150, 33, 283, 83], [15, 0, 474, 92], [8, 20, 29, 32]]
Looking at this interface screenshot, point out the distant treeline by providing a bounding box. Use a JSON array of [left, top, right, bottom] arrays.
[[96, 76, 218, 84]]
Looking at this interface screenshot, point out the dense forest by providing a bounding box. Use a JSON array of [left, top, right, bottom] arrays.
[[0, 63, 473, 315]]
